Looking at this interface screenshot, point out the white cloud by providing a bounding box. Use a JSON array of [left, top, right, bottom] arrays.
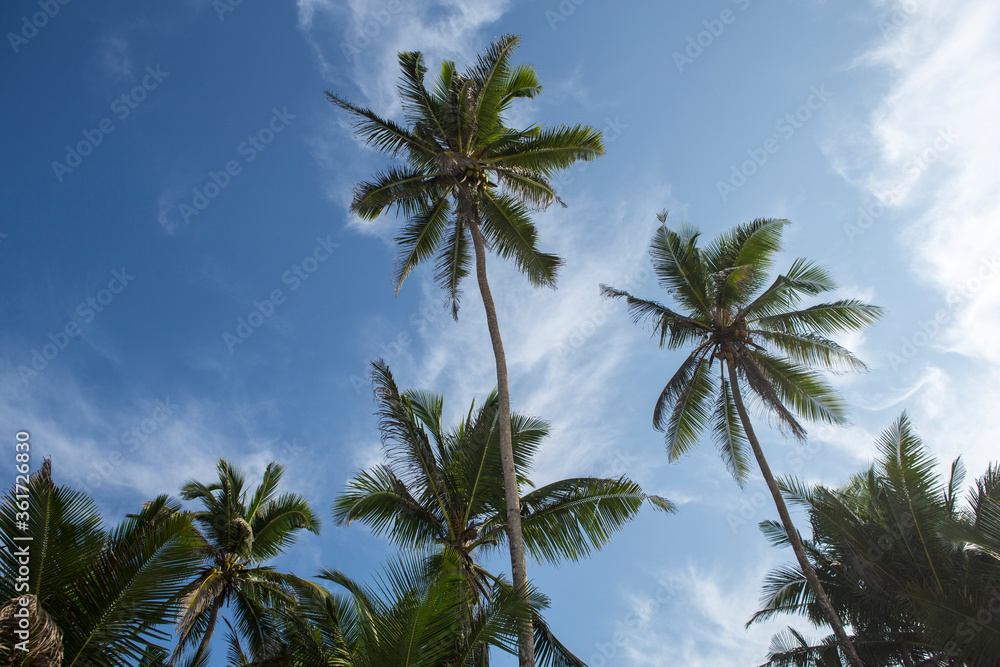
[[598, 556, 786, 667], [99, 35, 133, 82], [0, 362, 321, 520], [818, 0, 1000, 482], [832, 0, 1000, 363], [157, 188, 184, 234], [297, 0, 511, 112]]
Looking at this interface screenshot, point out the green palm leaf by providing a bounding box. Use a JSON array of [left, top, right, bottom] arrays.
[[479, 190, 563, 287], [660, 351, 715, 460], [519, 477, 667, 563]]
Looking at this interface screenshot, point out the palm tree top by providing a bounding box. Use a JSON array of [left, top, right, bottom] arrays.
[[328, 34, 604, 315], [602, 215, 883, 482], [752, 412, 1000, 666], [180, 459, 321, 563], [334, 360, 671, 564], [171, 459, 321, 664]]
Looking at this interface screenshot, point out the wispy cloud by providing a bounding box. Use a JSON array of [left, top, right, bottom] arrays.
[[99, 35, 134, 82], [819, 0, 1000, 479], [829, 0, 1000, 362], [297, 0, 511, 109], [607, 556, 784, 667], [0, 362, 321, 519]]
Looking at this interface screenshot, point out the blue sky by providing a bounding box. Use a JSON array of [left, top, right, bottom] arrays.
[[3, 0, 1000, 664]]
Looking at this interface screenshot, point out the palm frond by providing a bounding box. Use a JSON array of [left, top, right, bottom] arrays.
[[478, 190, 563, 287], [742, 351, 847, 428], [647, 219, 713, 316], [433, 215, 472, 319], [484, 124, 604, 175], [713, 371, 751, 484], [754, 300, 884, 337], [326, 91, 437, 159], [659, 351, 715, 460], [599, 284, 710, 349], [351, 168, 442, 221], [519, 477, 651, 563], [392, 196, 452, 292]]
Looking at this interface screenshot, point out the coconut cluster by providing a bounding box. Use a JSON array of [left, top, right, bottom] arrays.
[[457, 165, 491, 193], [713, 319, 753, 361]]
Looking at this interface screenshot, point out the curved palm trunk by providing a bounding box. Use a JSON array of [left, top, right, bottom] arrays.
[[466, 217, 535, 667], [189, 597, 222, 666], [726, 361, 865, 667]]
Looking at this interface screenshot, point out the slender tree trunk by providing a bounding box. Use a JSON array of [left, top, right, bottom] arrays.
[[466, 216, 535, 666], [190, 597, 222, 666], [726, 360, 865, 667]]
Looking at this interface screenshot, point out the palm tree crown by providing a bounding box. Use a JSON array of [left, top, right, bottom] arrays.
[[0, 460, 201, 666], [602, 215, 883, 482], [328, 34, 604, 315], [754, 414, 1000, 666], [172, 459, 321, 664], [336, 361, 670, 572], [272, 552, 542, 667], [602, 215, 882, 667]]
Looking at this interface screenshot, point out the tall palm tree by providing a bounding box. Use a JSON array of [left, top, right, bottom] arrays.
[[0, 459, 201, 666], [333, 361, 672, 665], [171, 459, 321, 665], [328, 35, 604, 665], [601, 215, 882, 667], [752, 413, 1000, 667]]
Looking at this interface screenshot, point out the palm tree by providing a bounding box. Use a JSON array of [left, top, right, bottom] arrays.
[[171, 459, 321, 665], [0, 459, 201, 666], [752, 413, 1000, 667], [601, 215, 882, 667], [333, 361, 672, 665], [328, 35, 604, 665]]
